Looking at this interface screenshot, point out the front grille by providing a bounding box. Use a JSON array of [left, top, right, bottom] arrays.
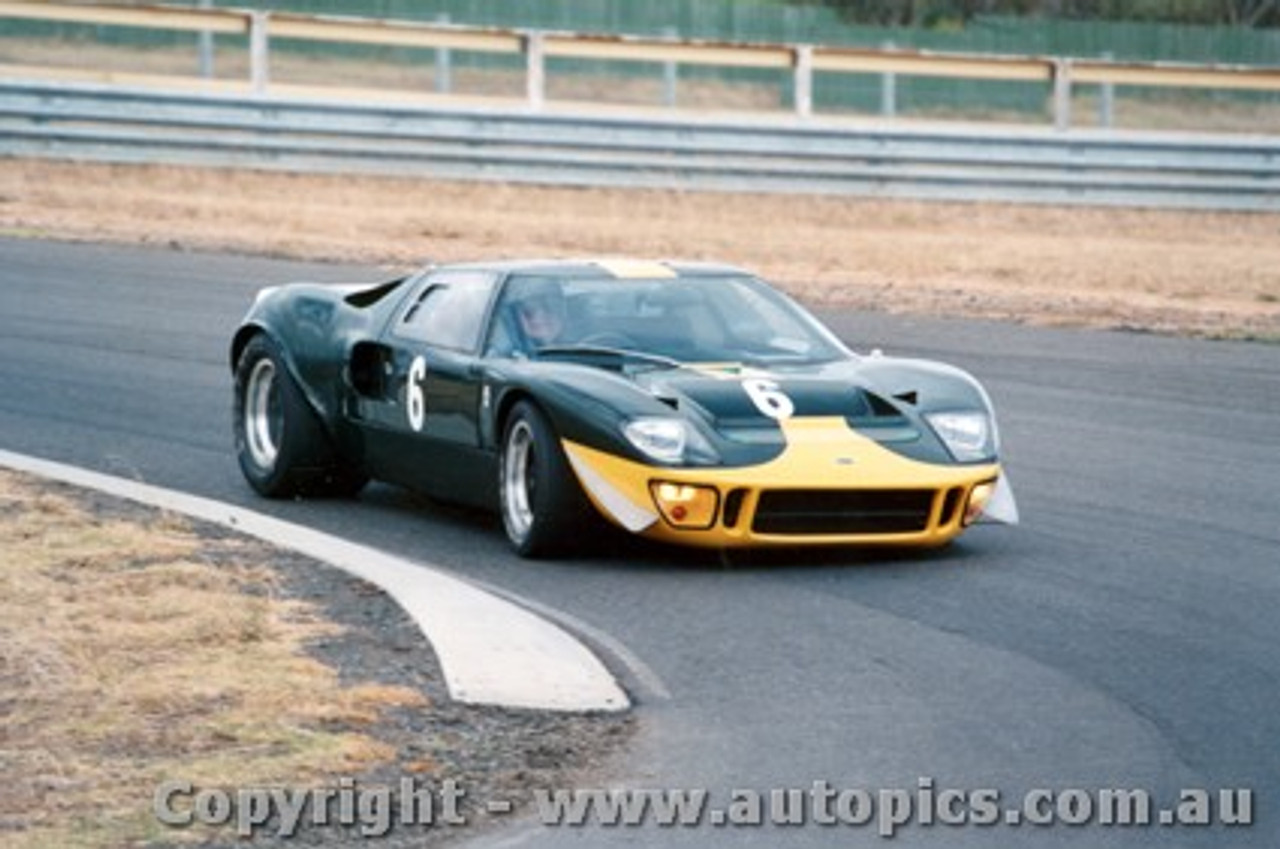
[[939, 487, 964, 527], [751, 489, 935, 535]]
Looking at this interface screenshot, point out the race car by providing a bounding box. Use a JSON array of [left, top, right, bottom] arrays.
[[231, 258, 1017, 557]]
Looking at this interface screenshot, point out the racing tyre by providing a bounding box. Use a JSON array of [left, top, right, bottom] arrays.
[[499, 401, 589, 558], [234, 334, 366, 498]]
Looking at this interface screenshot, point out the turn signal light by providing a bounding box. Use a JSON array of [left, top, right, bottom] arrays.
[[963, 480, 996, 526], [650, 482, 719, 530]]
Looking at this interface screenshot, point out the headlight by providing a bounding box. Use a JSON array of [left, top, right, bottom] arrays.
[[622, 417, 717, 465], [925, 411, 995, 462]]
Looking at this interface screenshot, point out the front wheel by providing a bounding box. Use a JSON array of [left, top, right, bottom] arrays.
[[499, 401, 587, 558]]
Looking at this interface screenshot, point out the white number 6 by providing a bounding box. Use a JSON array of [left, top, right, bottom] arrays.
[[407, 355, 427, 431], [743, 378, 794, 420]]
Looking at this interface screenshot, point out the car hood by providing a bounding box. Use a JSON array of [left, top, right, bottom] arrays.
[[635, 355, 985, 421], [624, 359, 968, 466], [515, 353, 994, 468]]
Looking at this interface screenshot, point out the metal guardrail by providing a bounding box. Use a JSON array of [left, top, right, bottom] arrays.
[[2, 80, 1277, 210], [4, 1, 1280, 130]]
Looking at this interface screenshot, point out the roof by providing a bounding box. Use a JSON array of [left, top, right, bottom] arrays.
[[435, 258, 751, 280]]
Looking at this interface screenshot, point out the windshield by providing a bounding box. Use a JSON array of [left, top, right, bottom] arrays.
[[485, 274, 848, 366]]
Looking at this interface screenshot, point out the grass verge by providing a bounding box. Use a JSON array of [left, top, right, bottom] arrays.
[[0, 469, 425, 846], [0, 468, 631, 847]]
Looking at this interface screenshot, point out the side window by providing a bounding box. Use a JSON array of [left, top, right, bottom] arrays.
[[395, 272, 496, 351]]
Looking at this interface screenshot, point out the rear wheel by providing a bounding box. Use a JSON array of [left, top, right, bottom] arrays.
[[499, 401, 587, 558], [233, 334, 366, 498]]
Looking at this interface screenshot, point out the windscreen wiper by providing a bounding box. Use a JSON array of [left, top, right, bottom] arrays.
[[533, 345, 686, 372]]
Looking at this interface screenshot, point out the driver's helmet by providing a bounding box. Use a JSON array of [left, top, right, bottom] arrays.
[[507, 277, 567, 349]]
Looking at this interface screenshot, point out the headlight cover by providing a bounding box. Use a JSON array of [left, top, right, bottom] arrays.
[[925, 410, 996, 462], [622, 417, 717, 465]]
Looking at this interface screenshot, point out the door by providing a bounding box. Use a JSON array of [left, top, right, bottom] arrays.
[[350, 270, 498, 500]]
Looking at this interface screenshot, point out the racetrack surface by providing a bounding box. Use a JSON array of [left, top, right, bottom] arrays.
[[2, 237, 1278, 847]]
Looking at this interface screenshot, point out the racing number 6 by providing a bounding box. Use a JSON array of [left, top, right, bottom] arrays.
[[407, 355, 427, 431], [742, 378, 794, 420]]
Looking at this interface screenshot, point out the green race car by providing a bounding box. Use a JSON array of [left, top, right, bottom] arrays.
[[231, 258, 1017, 557]]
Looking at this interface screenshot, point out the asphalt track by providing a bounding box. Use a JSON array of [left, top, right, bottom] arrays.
[[2, 237, 1278, 848]]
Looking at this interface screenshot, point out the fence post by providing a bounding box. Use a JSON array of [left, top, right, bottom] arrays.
[[435, 14, 452, 94], [524, 31, 545, 110], [198, 0, 214, 78], [1099, 51, 1114, 129], [793, 44, 813, 118], [662, 26, 678, 107], [249, 10, 269, 94], [881, 41, 896, 118], [1052, 58, 1072, 131]]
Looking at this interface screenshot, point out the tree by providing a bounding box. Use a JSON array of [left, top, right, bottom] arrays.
[[1225, 0, 1279, 26], [784, 0, 1279, 26]]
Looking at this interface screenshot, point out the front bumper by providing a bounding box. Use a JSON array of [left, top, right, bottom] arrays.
[[563, 417, 1006, 549]]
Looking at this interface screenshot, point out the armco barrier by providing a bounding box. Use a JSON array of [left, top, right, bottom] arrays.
[[1, 80, 1277, 210]]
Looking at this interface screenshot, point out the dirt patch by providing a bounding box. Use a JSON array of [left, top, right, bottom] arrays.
[[0, 468, 632, 848], [1, 157, 1278, 339]]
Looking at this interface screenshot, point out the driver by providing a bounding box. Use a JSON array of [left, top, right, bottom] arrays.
[[515, 278, 566, 348], [488, 277, 570, 357]]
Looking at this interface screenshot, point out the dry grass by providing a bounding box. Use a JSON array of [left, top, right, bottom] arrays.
[[2, 158, 1278, 339], [0, 469, 427, 848]]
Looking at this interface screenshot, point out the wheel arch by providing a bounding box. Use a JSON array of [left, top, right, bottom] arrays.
[[494, 392, 605, 557], [492, 386, 538, 446], [857, 355, 992, 415], [230, 322, 269, 373], [490, 384, 608, 453], [231, 324, 333, 438]]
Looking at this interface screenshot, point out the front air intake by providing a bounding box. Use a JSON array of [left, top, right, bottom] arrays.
[[752, 489, 935, 535]]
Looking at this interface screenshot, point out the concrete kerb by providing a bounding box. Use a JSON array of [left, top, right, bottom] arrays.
[[0, 449, 630, 713]]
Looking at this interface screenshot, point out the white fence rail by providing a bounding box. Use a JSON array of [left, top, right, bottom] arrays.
[[4, 0, 1280, 130]]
